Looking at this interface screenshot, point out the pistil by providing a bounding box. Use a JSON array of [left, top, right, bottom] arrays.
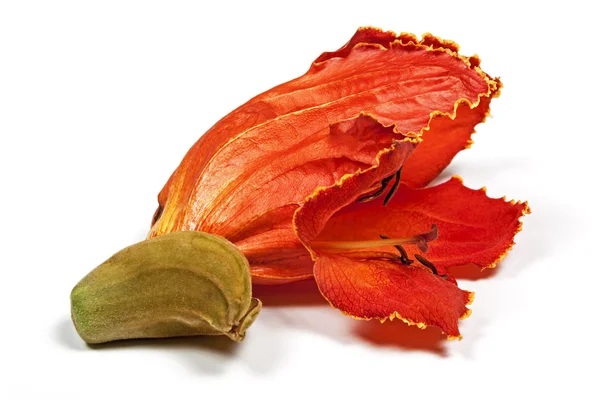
[[312, 225, 437, 253]]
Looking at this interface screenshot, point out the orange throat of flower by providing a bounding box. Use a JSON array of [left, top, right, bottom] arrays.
[[311, 225, 448, 279]]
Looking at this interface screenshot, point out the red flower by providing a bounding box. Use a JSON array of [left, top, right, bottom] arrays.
[[148, 28, 529, 339]]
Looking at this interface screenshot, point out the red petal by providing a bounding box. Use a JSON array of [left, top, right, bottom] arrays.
[[149, 28, 496, 245], [315, 177, 530, 270], [314, 253, 473, 338]]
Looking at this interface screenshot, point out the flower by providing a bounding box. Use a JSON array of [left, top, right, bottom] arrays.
[[148, 28, 529, 339]]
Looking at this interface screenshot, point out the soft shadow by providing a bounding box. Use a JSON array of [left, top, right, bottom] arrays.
[[499, 202, 565, 276], [255, 280, 459, 356], [430, 158, 531, 187], [86, 334, 237, 354], [52, 317, 243, 375], [54, 318, 88, 351], [94, 335, 239, 375], [354, 320, 448, 356], [449, 313, 488, 360], [53, 317, 236, 354]]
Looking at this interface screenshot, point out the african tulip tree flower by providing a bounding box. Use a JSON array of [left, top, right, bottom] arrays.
[[148, 28, 529, 339]]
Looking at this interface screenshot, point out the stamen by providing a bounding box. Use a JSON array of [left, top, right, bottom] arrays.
[[312, 225, 438, 253], [356, 173, 395, 203], [342, 250, 403, 261], [415, 224, 438, 253], [379, 234, 413, 265], [383, 168, 402, 206], [414, 254, 438, 275], [414, 254, 449, 280]]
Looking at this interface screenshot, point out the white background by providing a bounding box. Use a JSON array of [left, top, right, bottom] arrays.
[[1, 1, 598, 398]]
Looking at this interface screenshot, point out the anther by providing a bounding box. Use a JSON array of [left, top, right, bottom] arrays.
[[379, 234, 413, 265], [383, 168, 402, 206], [414, 254, 450, 280], [414, 254, 438, 275], [357, 173, 395, 203], [413, 224, 437, 253]]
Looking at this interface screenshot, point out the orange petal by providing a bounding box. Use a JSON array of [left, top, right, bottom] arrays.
[[314, 29, 500, 188], [234, 115, 418, 283], [314, 253, 473, 338], [294, 132, 416, 247], [401, 95, 497, 188], [248, 257, 315, 285], [315, 177, 530, 270], [234, 217, 313, 284], [149, 27, 496, 245]]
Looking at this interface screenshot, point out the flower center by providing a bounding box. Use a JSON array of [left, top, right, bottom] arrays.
[[311, 225, 448, 279], [311, 224, 438, 253]]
